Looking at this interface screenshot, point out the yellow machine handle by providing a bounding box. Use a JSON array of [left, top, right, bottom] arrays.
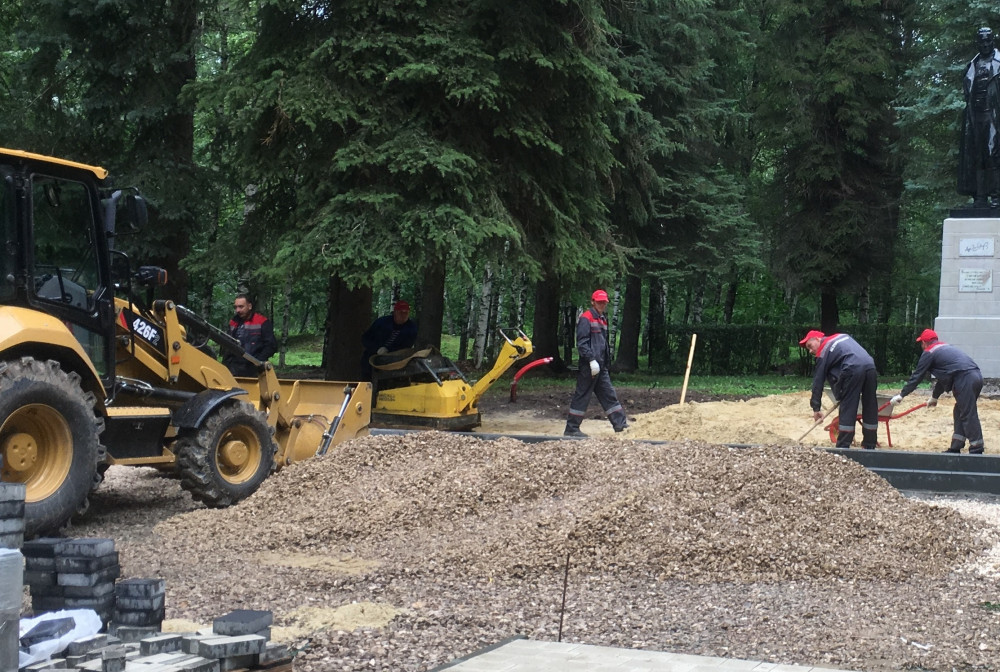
[[466, 328, 534, 409]]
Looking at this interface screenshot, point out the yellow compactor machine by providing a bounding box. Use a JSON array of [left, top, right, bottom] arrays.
[[371, 328, 533, 431], [0, 148, 370, 537]]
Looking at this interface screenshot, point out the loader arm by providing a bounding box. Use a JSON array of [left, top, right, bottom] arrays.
[[464, 329, 533, 411]]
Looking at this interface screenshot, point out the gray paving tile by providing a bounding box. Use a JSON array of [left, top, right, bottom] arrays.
[[438, 639, 861, 672]]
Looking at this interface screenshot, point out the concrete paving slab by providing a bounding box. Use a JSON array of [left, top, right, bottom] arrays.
[[432, 638, 861, 672]]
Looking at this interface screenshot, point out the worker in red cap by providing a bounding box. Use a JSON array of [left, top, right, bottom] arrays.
[[799, 330, 879, 449], [360, 299, 418, 380], [564, 289, 628, 437], [889, 328, 985, 454]]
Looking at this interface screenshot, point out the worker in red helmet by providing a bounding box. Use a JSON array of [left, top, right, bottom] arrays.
[[564, 289, 628, 437], [799, 330, 879, 449], [360, 300, 418, 380], [889, 329, 985, 454]]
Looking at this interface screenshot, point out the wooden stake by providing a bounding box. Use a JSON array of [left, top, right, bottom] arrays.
[[679, 333, 697, 405]]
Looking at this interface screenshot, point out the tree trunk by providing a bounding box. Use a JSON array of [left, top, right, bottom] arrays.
[[472, 265, 493, 367], [515, 272, 528, 329], [858, 275, 871, 324], [690, 274, 706, 325], [723, 267, 738, 324], [415, 263, 446, 350], [607, 285, 620, 360], [459, 285, 474, 361], [323, 277, 372, 380], [820, 289, 839, 334], [612, 274, 642, 373], [647, 278, 667, 370], [298, 301, 311, 334], [530, 272, 563, 370], [443, 288, 454, 335], [562, 302, 577, 365], [486, 276, 501, 362], [278, 275, 292, 367]]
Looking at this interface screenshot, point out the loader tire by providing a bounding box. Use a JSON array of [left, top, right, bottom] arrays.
[[174, 400, 276, 508], [0, 357, 103, 537]]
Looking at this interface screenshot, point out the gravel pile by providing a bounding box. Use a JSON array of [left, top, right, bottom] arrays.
[[66, 432, 1000, 672]]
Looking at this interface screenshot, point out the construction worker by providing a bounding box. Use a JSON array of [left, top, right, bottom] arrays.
[[890, 329, 985, 454], [222, 293, 278, 377], [800, 330, 878, 449], [564, 289, 628, 437], [360, 300, 418, 381]]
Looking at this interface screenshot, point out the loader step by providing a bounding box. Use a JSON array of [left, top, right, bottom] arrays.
[[103, 407, 173, 461]]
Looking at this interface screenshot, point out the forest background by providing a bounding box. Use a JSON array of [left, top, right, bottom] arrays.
[[0, 0, 992, 379]]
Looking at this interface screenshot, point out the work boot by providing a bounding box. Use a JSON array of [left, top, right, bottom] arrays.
[[970, 447, 985, 455], [944, 438, 965, 454], [564, 425, 588, 438], [835, 430, 854, 449], [613, 422, 629, 433]]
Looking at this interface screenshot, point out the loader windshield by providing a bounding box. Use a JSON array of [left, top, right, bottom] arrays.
[[29, 173, 110, 375], [31, 176, 100, 310]]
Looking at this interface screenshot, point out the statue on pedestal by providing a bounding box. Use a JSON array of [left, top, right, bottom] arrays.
[[958, 27, 1000, 209]]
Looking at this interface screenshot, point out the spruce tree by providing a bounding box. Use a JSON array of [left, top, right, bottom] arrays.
[[755, 0, 912, 330]]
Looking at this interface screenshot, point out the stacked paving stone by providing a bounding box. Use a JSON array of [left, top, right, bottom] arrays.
[[20, 609, 293, 671], [0, 546, 23, 672], [22, 537, 120, 628], [108, 578, 165, 641], [0, 481, 26, 549]]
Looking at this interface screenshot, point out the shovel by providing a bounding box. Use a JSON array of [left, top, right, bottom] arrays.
[[797, 401, 841, 443]]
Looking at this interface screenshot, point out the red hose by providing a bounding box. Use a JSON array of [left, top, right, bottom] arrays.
[[510, 357, 553, 402]]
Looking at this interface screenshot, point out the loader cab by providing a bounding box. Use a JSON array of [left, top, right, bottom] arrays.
[[0, 151, 123, 386]]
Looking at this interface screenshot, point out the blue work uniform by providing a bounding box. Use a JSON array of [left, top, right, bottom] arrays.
[[809, 333, 879, 449], [565, 308, 627, 433], [900, 342, 984, 454]]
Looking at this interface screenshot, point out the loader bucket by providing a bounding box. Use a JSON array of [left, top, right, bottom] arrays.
[[236, 378, 371, 466]]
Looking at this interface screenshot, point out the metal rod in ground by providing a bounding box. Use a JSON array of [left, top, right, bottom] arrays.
[[558, 552, 570, 642]]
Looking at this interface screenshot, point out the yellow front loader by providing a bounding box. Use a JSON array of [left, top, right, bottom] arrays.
[[0, 148, 370, 537], [371, 328, 533, 431]]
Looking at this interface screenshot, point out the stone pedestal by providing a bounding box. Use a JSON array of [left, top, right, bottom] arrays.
[[936, 218, 1000, 377]]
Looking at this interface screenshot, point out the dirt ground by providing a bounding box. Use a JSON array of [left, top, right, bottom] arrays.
[[478, 385, 1000, 451], [34, 384, 1000, 671]]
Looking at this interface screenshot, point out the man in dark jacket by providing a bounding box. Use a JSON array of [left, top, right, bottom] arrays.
[[222, 293, 278, 377], [889, 329, 985, 454], [360, 300, 418, 381], [564, 289, 628, 437], [801, 330, 879, 449]]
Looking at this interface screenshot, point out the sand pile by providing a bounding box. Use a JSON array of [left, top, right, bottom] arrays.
[[153, 432, 986, 584], [626, 390, 1000, 451]]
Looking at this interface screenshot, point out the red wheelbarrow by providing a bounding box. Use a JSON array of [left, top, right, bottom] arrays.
[[824, 394, 927, 448]]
